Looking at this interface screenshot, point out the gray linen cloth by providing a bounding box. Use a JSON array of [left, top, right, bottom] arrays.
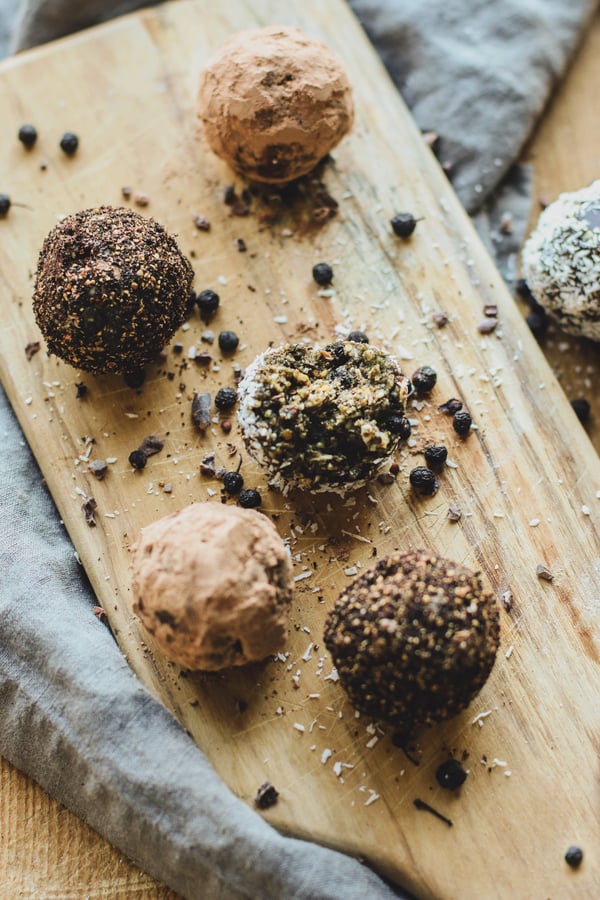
[[0, 1, 597, 898]]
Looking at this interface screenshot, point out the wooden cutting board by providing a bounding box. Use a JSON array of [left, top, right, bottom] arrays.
[[1, 2, 599, 897]]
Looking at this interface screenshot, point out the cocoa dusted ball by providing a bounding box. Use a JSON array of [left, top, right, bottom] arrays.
[[33, 206, 193, 374], [324, 549, 500, 732]]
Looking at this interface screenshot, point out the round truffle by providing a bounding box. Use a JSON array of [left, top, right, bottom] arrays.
[[522, 180, 600, 341], [33, 206, 194, 374], [237, 341, 410, 493], [130, 503, 293, 671], [197, 25, 354, 184], [323, 549, 500, 731]]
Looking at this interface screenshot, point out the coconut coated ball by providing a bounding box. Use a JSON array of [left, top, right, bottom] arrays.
[[33, 206, 194, 374], [130, 503, 293, 671], [197, 25, 354, 184], [522, 180, 600, 341], [237, 341, 411, 493], [324, 549, 500, 732]]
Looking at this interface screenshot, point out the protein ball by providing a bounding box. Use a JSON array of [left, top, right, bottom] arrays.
[[237, 341, 410, 493], [130, 503, 293, 671], [197, 25, 354, 184], [522, 180, 600, 340], [33, 206, 193, 374], [323, 549, 500, 732]]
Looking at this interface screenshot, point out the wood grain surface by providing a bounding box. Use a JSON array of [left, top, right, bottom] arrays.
[[0, 2, 599, 898]]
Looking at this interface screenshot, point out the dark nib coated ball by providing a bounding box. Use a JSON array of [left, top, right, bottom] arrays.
[[412, 365, 437, 395], [238, 488, 261, 508], [323, 549, 500, 731], [453, 410, 473, 436], [564, 846, 583, 869], [128, 449, 147, 470], [59, 131, 79, 155], [409, 466, 438, 495], [18, 124, 37, 148], [435, 758, 468, 790], [33, 206, 193, 375], [218, 330, 239, 353], [223, 471, 244, 495], [570, 398, 590, 424], [424, 444, 448, 470], [312, 262, 334, 286], [347, 330, 369, 343], [196, 289, 220, 322], [0, 193, 11, 217], [391, 212, 418, 238], [215, 386, 238, 410]]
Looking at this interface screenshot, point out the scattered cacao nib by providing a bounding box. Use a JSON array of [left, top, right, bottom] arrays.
[[236, 238, 247, 252], [121, 186, 132, 199], [223, 184, 236, 205], [447, 505, 462, 522], [432, 311, 449, 328], [128, 449, 147, 470], [134, 192, 149, 207], [255, 781, 279, 810], [483, 304, 498, 318], [377, 471, 396, 485], [435, 758, 468, 790], [571, 398, 590, 424], [82, 496, 97, 526], [193, 214, 210, 231], [25, 341, 41, 360], [536, 564, 554, 582], [195, 350, 213, 366], [413, 798, 452, 827], [75, 382, 88, 399], [232, 200, 249, 217], [477, 317, 498, 334], [192, 392, 212, 431], [88, 459, 108, 480], [201, 330, 215, 344], [199, 452, 216, 476], [123, 368, 146, 389], [452, 410, 472, 436], [139, 435, 164, 458], [172, 342, 184, 355], [92, 605, 106, 620], [564, 846, 583, 868], [232, 363, 244, 384], [438, 398, 463, 416], [411, 365, 437, 395]]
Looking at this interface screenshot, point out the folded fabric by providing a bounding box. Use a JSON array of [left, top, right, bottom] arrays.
[[0, 0, 597, 897]]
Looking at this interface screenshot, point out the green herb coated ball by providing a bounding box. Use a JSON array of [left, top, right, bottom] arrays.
[[33, 206, 193, 374], [324, 549, 500, 732]]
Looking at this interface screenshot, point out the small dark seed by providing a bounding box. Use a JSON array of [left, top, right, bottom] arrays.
[[218, 330, 239, 353], [347, 330, 369, 343], [453, 410, 472, 436], [128, 449, 147, 470], [390, 212, 417, 238], [223, 471, 244, 495], [435, 759, 468, 790], [75, 382, 88, 399], [424, 445, 448, 469], [239, 488, 261, 508], [570, 398, 590, 424], [564, 846, 583, 868], [255, 781, 279, 810], [409, 466, 438, 495], [196, 289, 220, 322], [412, 365, 437, 395], [312, 262, 334, 286], [0, 194, 11, 217], [18, 124, 38, 148], [59, 132, 79, 155], [215, 386, 238, 410]]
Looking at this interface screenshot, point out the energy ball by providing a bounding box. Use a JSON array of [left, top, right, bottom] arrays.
[[237, 341, 410, 493], [33, 206, 193, 374], [522, 180, 600, 341], [130, 503, 293, 671], [197, 25, 354, 184], [324, 549, 500, 732]]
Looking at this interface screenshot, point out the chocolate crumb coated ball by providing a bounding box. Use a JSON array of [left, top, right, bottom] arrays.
[[324, 549, 500, 731], [197, 26, 353, 184], [522, 180, 600, 340], [33, 206, 193, 374], [238, 341, 410, 493]]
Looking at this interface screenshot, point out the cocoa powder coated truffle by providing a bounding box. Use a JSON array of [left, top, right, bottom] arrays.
[[130, 503, 293, 671], [237, 341, 410, 493], [197, 26, 354, 184], [33, 206, 193, 374], [324, 549, 500, 731]]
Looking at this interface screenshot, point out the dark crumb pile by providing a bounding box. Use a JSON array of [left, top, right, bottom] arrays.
[[323, 549, 500, 732], [33, 206, 193, 374], [238, 341, 410, 493]]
